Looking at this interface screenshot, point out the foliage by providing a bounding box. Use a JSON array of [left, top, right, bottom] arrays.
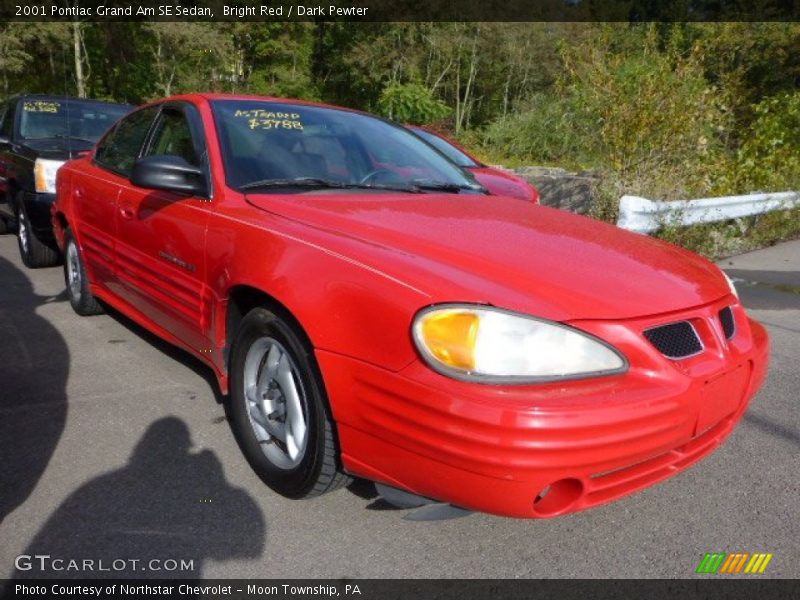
[[479, 94, 588, 167], [0, 24, 33, 95], [143, 23, 234, 98], [483, 25, 736, 201], [655, 206, 800, 260], [735, 91, 800, 191], [377, 82, 450, 124], [234, 23, 318, 100], [0, 21, 798, 254]]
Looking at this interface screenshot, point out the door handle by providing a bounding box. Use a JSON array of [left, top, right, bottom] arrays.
[[119, 206, 135, 220]]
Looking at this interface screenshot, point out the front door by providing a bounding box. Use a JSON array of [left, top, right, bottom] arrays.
[[114, 104, 213, 355]]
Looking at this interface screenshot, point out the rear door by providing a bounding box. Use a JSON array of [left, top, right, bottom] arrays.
[[78, 106, 159, 290], [114, 102, 213, 353]]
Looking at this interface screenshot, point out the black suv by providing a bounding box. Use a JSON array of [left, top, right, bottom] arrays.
[[0, 94, 132, 267]]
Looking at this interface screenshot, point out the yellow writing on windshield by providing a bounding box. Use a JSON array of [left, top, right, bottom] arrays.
[[234, 109, 303, 131], [23, 101, 61, 113]]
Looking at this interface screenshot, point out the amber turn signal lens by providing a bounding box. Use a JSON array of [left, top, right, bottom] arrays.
[[34, 162, 48, 193], [418, 309, 480, 370]]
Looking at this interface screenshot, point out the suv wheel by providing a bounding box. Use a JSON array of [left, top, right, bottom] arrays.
[[17, 197, 60, 268]]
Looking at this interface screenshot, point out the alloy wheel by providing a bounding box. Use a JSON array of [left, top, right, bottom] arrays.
[[242, 336, 309, 469]]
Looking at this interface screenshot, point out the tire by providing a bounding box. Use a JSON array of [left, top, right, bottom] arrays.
[[17, 197, 60, 268], [0, 217, 8, 235], [228, 306, 348, 498], [63, 228, 103, 316]]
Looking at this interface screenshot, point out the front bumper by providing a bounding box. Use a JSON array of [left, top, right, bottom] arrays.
[[318, 296, 769, 518]]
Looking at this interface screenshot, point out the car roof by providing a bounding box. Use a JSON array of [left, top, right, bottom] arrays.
[[147, 92, 365, 117]]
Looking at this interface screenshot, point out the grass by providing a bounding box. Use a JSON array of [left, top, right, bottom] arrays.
[[654, 206, 800, 259]]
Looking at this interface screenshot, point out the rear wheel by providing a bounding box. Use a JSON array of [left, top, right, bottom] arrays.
[[64, 228, 103, 316], [228, 306, 348, 498], [17, 197, 59, 268]]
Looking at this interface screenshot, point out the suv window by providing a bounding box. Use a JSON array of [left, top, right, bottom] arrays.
[[0, 100, 16, 139], [19, 99, 129, 141], [145, 108, 200, 166], [95, 106, 159, 177]]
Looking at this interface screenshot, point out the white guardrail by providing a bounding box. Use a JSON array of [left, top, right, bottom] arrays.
[[617, 191, 800, 234]]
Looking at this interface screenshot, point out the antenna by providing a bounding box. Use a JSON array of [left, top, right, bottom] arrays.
[[62, 38, 72, 157]]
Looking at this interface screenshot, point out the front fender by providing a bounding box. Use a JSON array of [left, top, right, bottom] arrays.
[[207, 209, 431, 374]]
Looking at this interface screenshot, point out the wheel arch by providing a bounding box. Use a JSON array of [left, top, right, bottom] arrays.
[[52, 210, 69, 251], [222, 283, 346, 432], [223, 284, 314, 375], [5, 178, 21, 213]]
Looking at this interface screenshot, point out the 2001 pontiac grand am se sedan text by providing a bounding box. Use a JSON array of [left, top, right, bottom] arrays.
[[51, 93, 769, 518]]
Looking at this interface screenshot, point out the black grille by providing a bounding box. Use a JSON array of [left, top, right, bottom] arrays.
[[719, 306, 736, 340], [643, 321, 703, 359]]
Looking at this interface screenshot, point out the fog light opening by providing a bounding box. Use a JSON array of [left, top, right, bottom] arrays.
[[532, 478, 584, 517], [534, 485, 551, 502]]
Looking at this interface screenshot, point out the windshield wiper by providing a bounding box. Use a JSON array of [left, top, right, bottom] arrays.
[[239, 177, 424, 193], [25, 134, 97, 144], [240, 177, 347, 191], [411, 181, 486, 194], [54, 134, 96, 144]]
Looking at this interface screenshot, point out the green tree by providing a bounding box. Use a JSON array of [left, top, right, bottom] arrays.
[[736, 91, 800, 190], [233, 23, 318, 99], [144, 23, 234, 98], [377, 82, 450, 124]]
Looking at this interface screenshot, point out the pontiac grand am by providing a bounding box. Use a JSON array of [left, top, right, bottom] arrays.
[[52, 94, 769, 517]]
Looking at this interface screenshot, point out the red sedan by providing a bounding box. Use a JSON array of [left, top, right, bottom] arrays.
[[407, 125, 540, 203], [52, 94, 768, 518]]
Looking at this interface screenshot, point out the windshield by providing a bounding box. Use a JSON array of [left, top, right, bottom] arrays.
[[19, 99, 130, 142], [408, 127, 480, 168], [211, 100, 483, 193]]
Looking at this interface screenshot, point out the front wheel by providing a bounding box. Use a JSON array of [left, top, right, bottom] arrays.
[[17, 198, 59, 268], [228, 307, 348, 498]]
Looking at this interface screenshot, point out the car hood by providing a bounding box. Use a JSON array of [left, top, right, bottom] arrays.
[[469, 167, 537, 202], [20, 138, 94, 159], [246, 192, 729, 321]]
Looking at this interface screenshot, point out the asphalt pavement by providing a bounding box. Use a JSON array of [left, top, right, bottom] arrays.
[[0, 234, 798, 579]]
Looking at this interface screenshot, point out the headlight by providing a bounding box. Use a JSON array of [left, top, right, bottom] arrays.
[[722, 270, 739, 299], [34, 158, 65, 194], [412, 304, 627, 383]]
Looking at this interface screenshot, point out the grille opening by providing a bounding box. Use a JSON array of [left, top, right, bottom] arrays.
[[719, 306, 736, 340], [643, 321, 703, 359]]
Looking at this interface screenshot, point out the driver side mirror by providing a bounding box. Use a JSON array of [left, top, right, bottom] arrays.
[[131, 155, 207, 197]]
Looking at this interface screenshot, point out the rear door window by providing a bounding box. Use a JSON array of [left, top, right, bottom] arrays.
[[0, 100, 17, 139]]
